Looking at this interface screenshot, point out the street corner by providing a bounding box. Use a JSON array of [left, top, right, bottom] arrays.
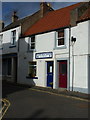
[[0, 99, 10, 120]]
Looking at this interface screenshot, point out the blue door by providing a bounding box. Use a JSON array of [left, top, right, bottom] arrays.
[[47, 61, 53, 87]]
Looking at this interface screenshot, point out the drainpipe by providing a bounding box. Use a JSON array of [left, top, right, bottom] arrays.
[[71, 36, 76, 91], [72, 44, 74, 91], [69, 25, 71, 91]]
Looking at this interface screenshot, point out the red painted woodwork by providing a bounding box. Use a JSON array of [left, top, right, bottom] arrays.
[[59, 60, 67, 88]]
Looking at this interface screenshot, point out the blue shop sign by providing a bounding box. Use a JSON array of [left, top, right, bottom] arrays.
[[35, 52, 53, 59]]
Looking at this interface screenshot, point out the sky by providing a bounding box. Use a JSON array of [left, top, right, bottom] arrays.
[[1, 1, 86, 26]]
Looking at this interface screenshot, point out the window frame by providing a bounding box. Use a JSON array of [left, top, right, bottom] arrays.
[[11, 30, 16, 45], [28, 61, 37, 78], [28, 36, 35, 51], [56, 29, 65, 48]]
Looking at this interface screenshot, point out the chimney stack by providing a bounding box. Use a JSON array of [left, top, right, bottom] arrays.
[[0, 21, 4, 32], [40, 2, 53, 18], [70, 2, 90, 26], [12, 11, 18, 23]]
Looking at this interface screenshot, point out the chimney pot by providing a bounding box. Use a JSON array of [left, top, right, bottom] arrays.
[[40, 2, 53, 17]]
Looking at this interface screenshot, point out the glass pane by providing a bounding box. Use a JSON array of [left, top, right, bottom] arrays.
[[58, 38, 64, 45], [11, 30, 16, 44], [13, 30, 16, 37], [47, 64, 53, 73], [28, 62, 36, 77], [61, 64, 67, 74], [31, 43, 35, 49], [13, 37, 16, 44], [58, 30, 64, 38], [31, 36, 35, 42]]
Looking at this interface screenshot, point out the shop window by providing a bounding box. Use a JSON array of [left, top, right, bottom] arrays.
[[28, 36, 35, 50], [0, 34, 3, 48], [11, 30, 16, 45], [56, 29, 64, 47], [28, 61, 37, 77]]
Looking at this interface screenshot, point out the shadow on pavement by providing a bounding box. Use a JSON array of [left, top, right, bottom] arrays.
[[2, 81, 29, 98], [29, 109, 44, 119]]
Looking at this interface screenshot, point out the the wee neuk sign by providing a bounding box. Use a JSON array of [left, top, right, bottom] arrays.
[[35, 52, 53, 59]]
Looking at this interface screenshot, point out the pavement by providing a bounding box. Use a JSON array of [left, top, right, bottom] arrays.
[[33, 86, 89, 101], [3, 80, 89, 101], [2, 81, 90, 119]]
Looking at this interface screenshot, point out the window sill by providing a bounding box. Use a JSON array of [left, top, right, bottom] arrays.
[[53, 45, 66, 50], [26, 76, 38, 79], [9, 45, 16, 48]]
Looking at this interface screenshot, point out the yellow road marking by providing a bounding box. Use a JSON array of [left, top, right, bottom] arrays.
[[0, 99, 10, 120], [30, 88, 90, 102]]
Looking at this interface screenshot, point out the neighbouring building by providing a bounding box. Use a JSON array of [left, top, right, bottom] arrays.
[[0, 3, 53, 83], [18, 2, 90, 94]]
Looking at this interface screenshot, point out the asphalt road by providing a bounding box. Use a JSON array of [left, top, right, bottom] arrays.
[[2, 82, 89, 119]]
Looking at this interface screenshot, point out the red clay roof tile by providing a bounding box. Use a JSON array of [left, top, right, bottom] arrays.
[[24, 3, 84, 36]]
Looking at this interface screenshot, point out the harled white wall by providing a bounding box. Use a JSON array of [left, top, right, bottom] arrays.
[[18, 20, 89, 93], [70, 20, 89, 93], [0, 26, 21, 54]]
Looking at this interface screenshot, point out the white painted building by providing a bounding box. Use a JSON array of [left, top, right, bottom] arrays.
[[0, 26, 21, 82], [0, 2, 90, 94], [18, 2, 90, 94], [0, 3, 53, 83]]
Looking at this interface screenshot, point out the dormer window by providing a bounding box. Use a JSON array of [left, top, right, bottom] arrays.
[[11, 30, 16, 45], [57, 29, 64, 47], [28, 36, 35, 50]]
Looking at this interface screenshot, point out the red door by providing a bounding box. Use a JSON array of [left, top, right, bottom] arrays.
[[59, 60, 67, 88]]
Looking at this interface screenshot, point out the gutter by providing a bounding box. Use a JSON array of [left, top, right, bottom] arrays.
[[20, 26, 70, 38]]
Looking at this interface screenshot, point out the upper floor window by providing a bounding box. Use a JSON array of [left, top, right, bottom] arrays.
[[0, 34, 3, 48], [11, 30, 16, 45], [28, 36, 35, 50], [57, 29, 64, 47]]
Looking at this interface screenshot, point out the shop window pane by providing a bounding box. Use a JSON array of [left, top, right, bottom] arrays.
[[28, 62, 36, 77]]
